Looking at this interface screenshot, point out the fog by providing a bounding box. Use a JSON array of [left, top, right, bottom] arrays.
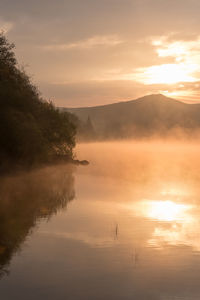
[[1, 140, 200, 300], [76, 140, 200, 193]]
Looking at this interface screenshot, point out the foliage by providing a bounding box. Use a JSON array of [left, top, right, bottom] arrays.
[[0, 33, 76, 168]]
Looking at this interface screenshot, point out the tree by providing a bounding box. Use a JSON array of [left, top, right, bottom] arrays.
[[0, 32, 76, 169]]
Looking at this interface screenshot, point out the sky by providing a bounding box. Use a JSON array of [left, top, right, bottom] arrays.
[[1, 0, 200, 107]]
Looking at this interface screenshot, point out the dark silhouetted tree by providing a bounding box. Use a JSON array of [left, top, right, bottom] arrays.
[[0, 33, 76, 169]]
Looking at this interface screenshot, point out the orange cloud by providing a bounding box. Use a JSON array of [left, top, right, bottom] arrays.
[[41, 35, 123, 51]]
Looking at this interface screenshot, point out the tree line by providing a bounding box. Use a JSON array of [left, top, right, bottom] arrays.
[[0, 33, 77, 171]]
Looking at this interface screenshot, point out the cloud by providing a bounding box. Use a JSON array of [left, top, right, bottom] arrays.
[[158, 81, 200, 103], [134, 36, 200, 87], [2, 0, 200, 105], [102, 35, 200, 90], [38, 79, 168, 107], [40, 35, 123, 51], [152, 35, 200, 60], [133, 63, 198, 85]]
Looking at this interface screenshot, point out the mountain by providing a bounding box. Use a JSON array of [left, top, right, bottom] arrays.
[[60, 94, 200, 139]]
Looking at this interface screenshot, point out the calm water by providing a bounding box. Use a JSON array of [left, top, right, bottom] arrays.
[[1, 141, 200, 300]]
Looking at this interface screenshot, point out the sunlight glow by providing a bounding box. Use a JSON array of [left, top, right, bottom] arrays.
[[156, 41, 189, 61], [160, 90, 195, 99], [142, 37, 200, 85], [160, 186, 189, 197], [135, 63, 197, 85], [146, 200, 190, 222]]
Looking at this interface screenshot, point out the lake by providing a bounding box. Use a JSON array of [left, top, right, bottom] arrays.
[[1, 141, 200, 300]]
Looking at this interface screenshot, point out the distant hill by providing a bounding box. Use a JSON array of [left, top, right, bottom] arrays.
[[60, 94, 200, 139]]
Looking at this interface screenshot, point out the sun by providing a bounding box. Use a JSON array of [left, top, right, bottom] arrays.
[[137, 63, 197, 85]]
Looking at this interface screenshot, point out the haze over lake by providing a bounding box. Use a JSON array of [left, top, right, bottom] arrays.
[[2, 0, 200, 299], [1, 141, 200, 300]]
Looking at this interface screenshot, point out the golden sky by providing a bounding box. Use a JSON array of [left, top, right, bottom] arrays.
[[2, 0, 200, 107]]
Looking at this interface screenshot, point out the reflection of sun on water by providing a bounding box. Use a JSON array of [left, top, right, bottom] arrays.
[[124, 187, 200, 249], [146, 200, 190, 222], [144, 200, 200, 249], [133, 185, 192, 223], [135, 197, 200, 249]]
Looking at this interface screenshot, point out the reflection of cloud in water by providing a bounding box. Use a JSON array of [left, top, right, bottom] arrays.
[[39, 230, 117, 248], [41, 178, 200, 253], [2, 142, 200, 300]]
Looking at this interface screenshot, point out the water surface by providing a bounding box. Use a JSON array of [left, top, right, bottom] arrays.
[[1, 141, 200, 300]]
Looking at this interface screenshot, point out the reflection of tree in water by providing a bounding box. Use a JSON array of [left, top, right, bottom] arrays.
[[0, 165, 75, 278]]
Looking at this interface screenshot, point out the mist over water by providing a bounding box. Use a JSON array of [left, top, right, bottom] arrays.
[[77, 140, 200, 191], [1, 141, 200, 300]]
